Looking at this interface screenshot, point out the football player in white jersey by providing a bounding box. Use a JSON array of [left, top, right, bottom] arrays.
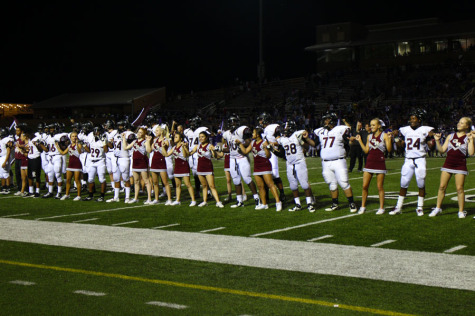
[[258, 112, 286, 202], [222, 115, 261, 208], [184, 116, 209, 198], [0, 128, 14, 194], [83, 126, 109, 202], [103, 120, 118, 193], [42, 123, 66, 199], [274, 121, 315, 212], [389, 108, 434, 216], [304, 112, 358, 213]]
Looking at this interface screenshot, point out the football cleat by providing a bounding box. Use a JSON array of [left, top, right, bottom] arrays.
[[230, 202, 244, 208], [289, 204, 302, 212], [42, 192, 54, 199], [428, 208, 442, 217], [416, 208, 424, 216], [82, 196, 93, 201], [308, 203, 315, 213], [96, 197, 105, 202], [54, 194, 62, 200], [325, 203, 338, 212], [389, 207, 402, 215], [349, 203, 358, 213]]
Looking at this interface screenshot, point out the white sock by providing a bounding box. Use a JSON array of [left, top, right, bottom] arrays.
[[396, 196, 405, 209], [29, 186, 34, 194], [237, 195, 243, 203], [49, 185, 53, 193], [114, 188, 119, 199], [294, 197, 301, 205], [417, 196, 424, 208], [125, 187, 131, 199], [306, 196, 313, 204]]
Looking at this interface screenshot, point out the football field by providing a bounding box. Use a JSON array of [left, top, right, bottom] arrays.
[[0, 157, 474, 315]]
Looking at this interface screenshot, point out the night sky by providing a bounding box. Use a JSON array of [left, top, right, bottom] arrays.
[[1, 1, 474, 103]]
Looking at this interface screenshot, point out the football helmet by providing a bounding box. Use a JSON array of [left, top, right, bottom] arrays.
[[126, 133, 137, 144], [58, 135, 71, 150], [409, 108, 427, 123], [70, 122, 80, 132], [257, 112, 272, 126], [103, 119, 115, 130], [322, 112, 338, 129], [242, 127, 252, 140], [0, 127, 8, 138], [81, 121, 94, 134], [189, 116, 202, 129], [284, 121, 297, 137], [228, 114, 240, 132]]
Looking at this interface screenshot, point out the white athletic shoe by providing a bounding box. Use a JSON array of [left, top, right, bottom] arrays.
[[416, 208, 424, 216], [73, 196, 82, 201], [289, 204, 302, 212], [324, 204, 338, 212], [106, 197, 119, 203], [376, 208, 385, 215], [150, 200, 159, 205], [198, 201, 207, 207], [357, 207, 366, 215], [255, 204, 268, 210], [60, 195, 70, 201], [230, 202, 244, 208], [389, 207, 402, 215], [189, 201, 197, 207], [165, 200, 173, 206], [14, 191, 22, 196], [124, 198, 130, 204], [458, 211, 467, 218], [349, 203, 358, 213], [128, 199, 138, 204], [216, 201, 224, 208], [144, 200, 152, 205], [275, 202, 282, 212], [171, 200, 181, 206], [242, 195, 248, 202], [429, 208, 442, 217]]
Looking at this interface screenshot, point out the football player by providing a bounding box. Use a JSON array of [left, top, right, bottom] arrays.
[[103, 119, 118, 193], [82, 126, 109, 202], [389, 108, 434, 216], [304, 112, 358, 213], [0, 128, 14, 194], [42, 123, 66, 199], [184, 116, 209, 198]]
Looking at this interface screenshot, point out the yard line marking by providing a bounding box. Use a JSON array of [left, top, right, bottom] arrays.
[[111, 220, 139, 226], [251, 214, 358, 237], [9, 280, 36, 286], [73, 218, 99, 223], [0, 196, 19, 199], [371, 240, 396, 247], [307, 235, 333, 242], [1, 213, 29, 218], [73, 290, 106, 296], [444, 245, 467, 253], [146, 301, 188, 309], [35, 204, 155, 221], [151, 223, 180, 229], [200, 227, 226, 233], [0, 259, 414, 316]]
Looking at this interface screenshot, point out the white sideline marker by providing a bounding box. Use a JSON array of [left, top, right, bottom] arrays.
[[307, 235, 333, 242], [111, 220, 139, 226], [146, 301, 188, 309], [371, 240, 396, 247], [1, 213, 29, 218], [9, 280, 36, 286], [74, 290, 106, 296], [444, 245, 467, 253], [151, 223, 180, 229], [200, 227, 226, 233], [73, 218, 99, 223]]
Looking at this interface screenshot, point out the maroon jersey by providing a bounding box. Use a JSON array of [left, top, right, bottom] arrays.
[[197, 143, 213, 173], [252, 140, 272, 174], [67, 144, 82, 171], [151, 138, 167, 171], [132, 139, 148, 170], [172, 145, 190, 176], [363, 132, 387, 173], [441, 133, 468, 174]]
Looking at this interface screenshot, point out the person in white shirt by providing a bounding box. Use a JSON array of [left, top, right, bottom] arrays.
[[103, 119, 118, 193], [83, 126, 109, 202], [389, 108, 434, 216], [42, 123, 66, 199], [304, 112, 357, 213], [0, 128, 14, 194]]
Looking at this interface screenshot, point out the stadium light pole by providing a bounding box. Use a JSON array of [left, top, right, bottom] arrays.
[[257, 0, 265, 85]]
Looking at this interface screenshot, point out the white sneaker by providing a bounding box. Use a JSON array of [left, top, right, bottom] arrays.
[[429, 208, 442, 217], [73, 196, 82, 201], [458, 211, 467, 218], [389, 207, 402, 215], [325, 204, 338, 212], [230, 202, 244, 208], [165, 200, 173, 206], [376, 208, 385, 215], [255, 204, 268, 210], [144, 200, 152, 205], [128, 199, 138, 204], [150, 200, 159, 205], [216, 201, 224, 208], [349, 203, 358, 213], [159, 192, 166, 198], [357, 207, 366, 215], [242, 195, 248, 202], [14, 191, 22, 196], [189, 201, 197, 207], [106, 197, 119, 203], [171, 200, 181, 206], [276, 202, 282, 212], [289, 204, 302, 212], [198, 201, 207, 207], [124, 198, 130, 204], [416, 208, 424, 216], [60, 195, 70, 201]]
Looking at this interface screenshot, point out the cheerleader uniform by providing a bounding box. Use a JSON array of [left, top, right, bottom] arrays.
[[172, 145, 190, 177], [67, 144, 82, 172], [252, 140, 272, 176], [363, 132, 387, 174], [441, 133, 469, 175], [150, 138, 167, 173], [196, 143, 213, 176], [132, 139, 148, 172]]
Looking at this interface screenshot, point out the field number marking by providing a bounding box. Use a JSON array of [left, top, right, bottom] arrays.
[[146, 301, 188, 309], [444, 245, 467, 253], [371, 240, 396, 247], [307, 235, 333, 242], [9, 280, 36, 286], [74, 290, 106, 296]]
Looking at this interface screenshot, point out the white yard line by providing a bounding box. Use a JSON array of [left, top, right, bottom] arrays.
[[111, 220, 139, 226], [146, 301, 188, 309], [200, 227, 226, 233], [72, 218, 99, 223], [35, 204, 154, 221], [9, 280, 36, 286], [444, 245, 467, 253], [371, 240, 397, 247], [151, 223, 180, 229], [0, 196, 19, 199], [73, 290, 106, 296], [1, 213, 29, 218], [0, 218, 473, 291], [307, 235, 333, 242]]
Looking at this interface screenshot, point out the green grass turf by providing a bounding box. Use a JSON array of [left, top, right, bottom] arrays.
[[0, 240, 474, 315]]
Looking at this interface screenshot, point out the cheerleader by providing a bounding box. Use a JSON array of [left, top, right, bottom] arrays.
[[162, 132, 196, 206], [125, 127, 152, 204], [189, 131, 224, 208], [147, 125, 172, 205], [237, 127, 282, 211], [57, 131, 83, 201], [430, 117, 474, 218], [355, 118, 393, 214]]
